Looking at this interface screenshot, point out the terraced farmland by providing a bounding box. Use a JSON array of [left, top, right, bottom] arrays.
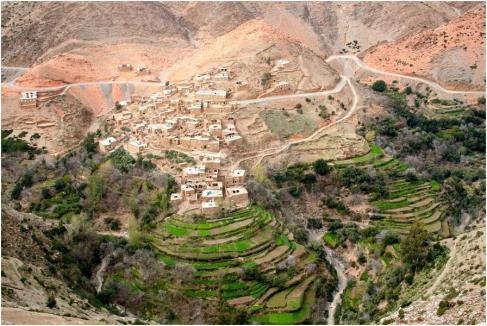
[[333, 144, 447, 235], [146, 206, 333, 324]]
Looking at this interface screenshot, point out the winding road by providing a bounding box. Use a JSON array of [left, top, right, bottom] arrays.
[[325, 55, 485, 95], [2, 54, 484, 95]]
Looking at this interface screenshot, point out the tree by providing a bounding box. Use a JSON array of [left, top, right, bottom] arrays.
[[400, 223, 430, 273], [46, 295, 57, 308], [128, 215, 141, 247], [115, 101, 122, 111], [478, 96, 486, 105], [251, 164, 267, 184], [372, 80, 387, 92], [86, 174, 105, 214], [82, 132, 97, 154], [313, 159, 331, 176]]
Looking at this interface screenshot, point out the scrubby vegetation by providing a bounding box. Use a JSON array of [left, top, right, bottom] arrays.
[[358, 83, 485, 228]]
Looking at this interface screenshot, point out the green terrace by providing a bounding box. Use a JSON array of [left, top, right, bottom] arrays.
[[333, 144, 447, 235], [144, 205, 329, 324]]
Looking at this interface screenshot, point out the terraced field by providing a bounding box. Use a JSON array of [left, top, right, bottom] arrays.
[[146, 206, 331, 324], [333, 144, 447, 235]]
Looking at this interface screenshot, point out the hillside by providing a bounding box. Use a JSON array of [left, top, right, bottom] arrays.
[[363, 7, 486, 90], [2, 1, 483, 88]]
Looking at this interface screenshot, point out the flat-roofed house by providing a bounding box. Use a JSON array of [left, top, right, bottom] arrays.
[[207, 140, 220, 152], [195, 89, 227, 104], [225, 169, 246, 187], [214, 71, 231, 81], [170, 193, 183, 205], [208, 123, 223, 138], [98, 137, 118, 154], [202, 156, 221, 169], [20, 91, 37, 110], [181, 184, 196, 199], [225, 186, 249, 207], [136, 65, 150, 75], [118, 64, 133, 72], [127, 139, 146, 155], [201, 189, 223, 201], [201, 200, 219, 215]]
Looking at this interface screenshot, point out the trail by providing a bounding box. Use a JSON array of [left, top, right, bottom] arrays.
[[3, 54, 483, 95], [95, 255, 111, 293], [325, 55, 485, 95], [231, 74, 359, 170], [237, 77, 347, 105], [425, 236, 459, 297]]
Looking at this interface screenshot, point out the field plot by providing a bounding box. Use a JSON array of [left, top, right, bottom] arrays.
[[145, 205, 332, 324], [333, 144, 447, 235], [261, 109, 319, 139]]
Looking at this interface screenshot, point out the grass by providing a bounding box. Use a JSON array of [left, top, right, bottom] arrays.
[[267, 287, 294, 308], [166, 224, 189, 237], [254, 286, 315, 324], [323, 232, 339, 248], [261, 109, 318, 139]]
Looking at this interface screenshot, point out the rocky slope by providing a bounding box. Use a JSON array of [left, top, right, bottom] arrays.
[[363, 6, 486, 90], [2, 1, 483, 87], [1, 206, 137, 325]]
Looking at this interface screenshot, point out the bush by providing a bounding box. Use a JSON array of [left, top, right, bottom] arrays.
[[41, 188, 52, 199], [108, 148, 135, 173], [437, 300, 450, 316], [307, 218, 323, 229], [46, 295, 57, 308], [313, 159, 331, 175], [288, 185, 302, 198], [261, 72, 272, 86], [82, 132, 97, 154], [372, 80, 387, 92], [398, 308, 405, 320]]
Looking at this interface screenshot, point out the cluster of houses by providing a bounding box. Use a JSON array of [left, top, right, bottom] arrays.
[[170, 165, 249, 215], [95, 65, 254, 214], [97, 64, 255, 157], [19, 90, 64, 110]]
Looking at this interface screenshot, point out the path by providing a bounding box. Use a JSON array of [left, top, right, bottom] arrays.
[[325, 55, 485, 95], [311, 231, 347, 325], [231, 74, 359, 170], [95, 255, 111, 293], [425, 236, 459, 297]]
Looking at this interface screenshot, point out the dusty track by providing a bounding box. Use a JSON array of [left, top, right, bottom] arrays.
[[3, 54, 483, 95], [326, 55, 485, 95]]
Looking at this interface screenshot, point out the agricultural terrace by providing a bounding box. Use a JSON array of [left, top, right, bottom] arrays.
[[333, 144, 447, 235], [145, 206, 335, 324]]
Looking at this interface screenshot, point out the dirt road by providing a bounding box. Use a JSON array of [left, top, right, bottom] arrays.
[[325, 55, 485, 95], [231, 75, 359, 170]]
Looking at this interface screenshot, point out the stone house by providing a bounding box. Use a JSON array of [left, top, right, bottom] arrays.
[[98, 137, 118, 154], [20, 91, 37, 110]]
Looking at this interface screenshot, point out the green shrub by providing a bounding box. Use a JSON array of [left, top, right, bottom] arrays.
[[313, 159, 331, 175], [372, 80, 387, 92], [46, 295, 57, 308], [437, 300, 450, 316]]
